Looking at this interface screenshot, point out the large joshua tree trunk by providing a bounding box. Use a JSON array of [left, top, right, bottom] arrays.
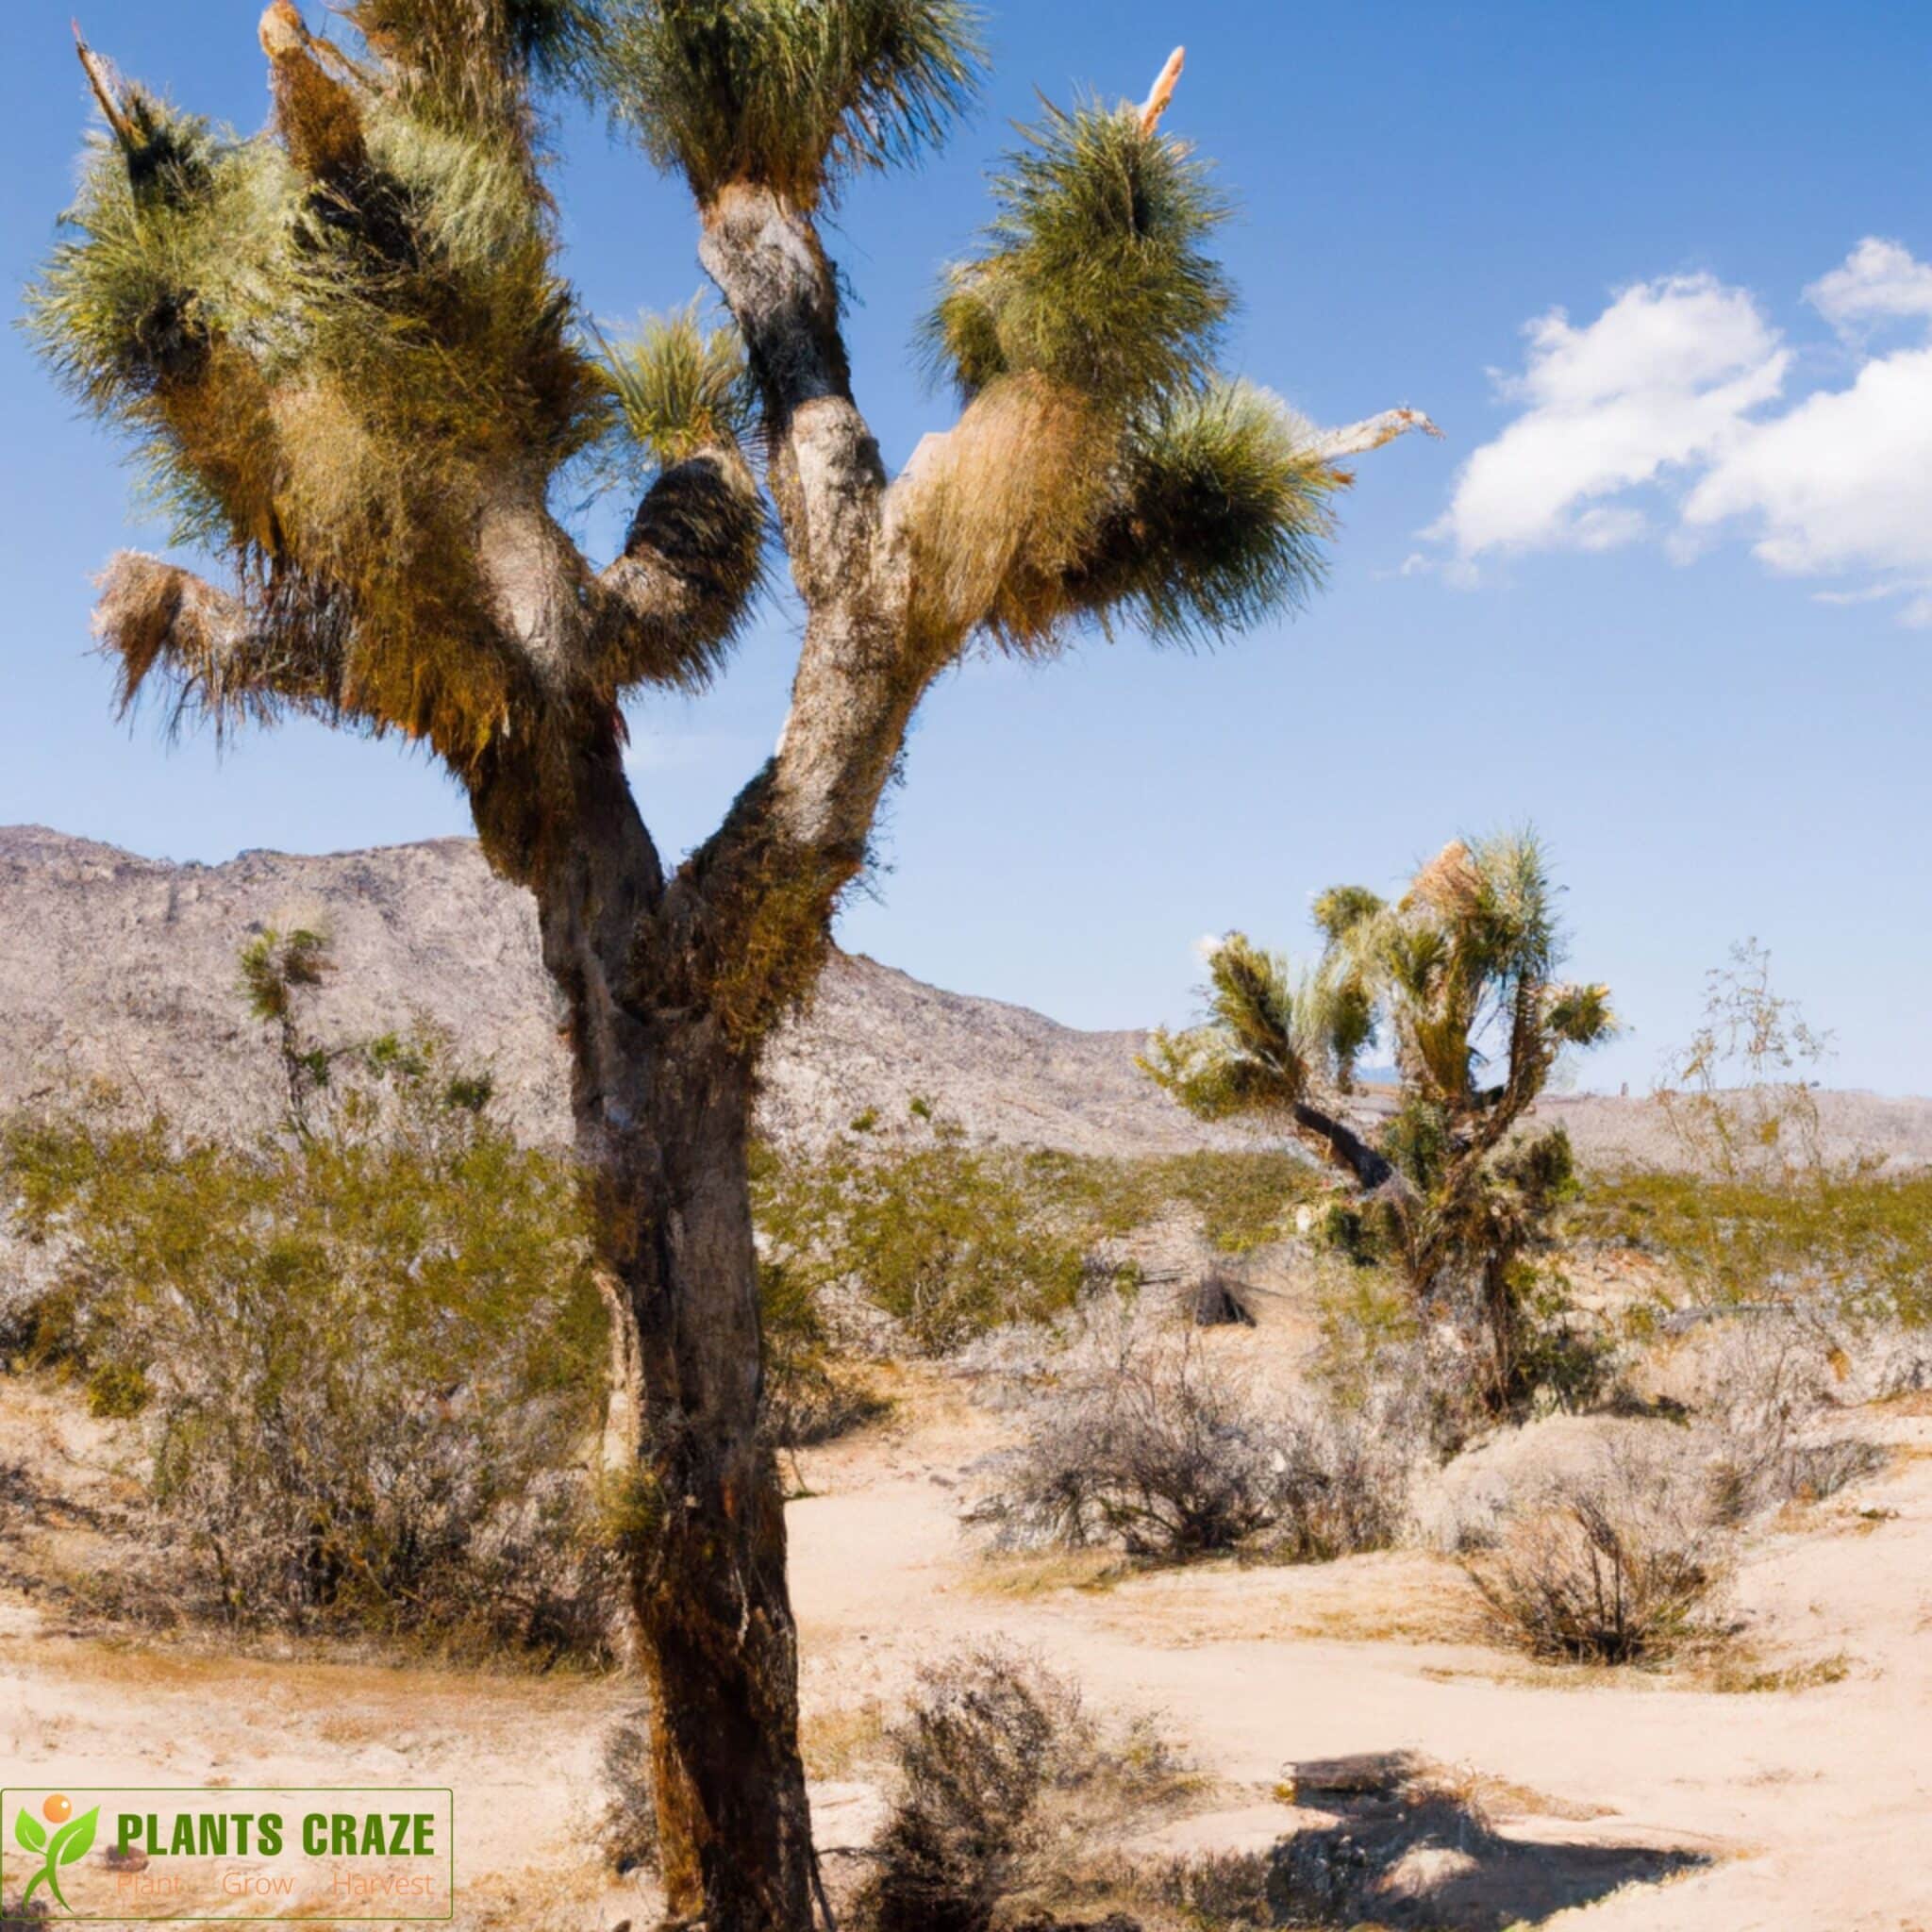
[[525, 737, 817, 1930]]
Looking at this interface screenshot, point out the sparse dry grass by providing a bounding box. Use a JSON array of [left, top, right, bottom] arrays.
[[1087, 1550, 1487, 1650], [965, 1548, 1128, 1598], [1703, 1650, 1855, 1695], [803, 1698, 891, 1780]]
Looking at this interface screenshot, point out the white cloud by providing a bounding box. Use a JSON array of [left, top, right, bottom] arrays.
[[1806, 238, 1932, 337], [1428, 275, 1789, 558], [1685, 341, 1932, 579], [1430, 242, 1932, 623], [1811, 582, 1908, 607]]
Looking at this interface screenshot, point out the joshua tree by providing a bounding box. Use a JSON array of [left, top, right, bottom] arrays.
[[1147, 835, 1614, 1403], [31, 7, 1430, 1922]]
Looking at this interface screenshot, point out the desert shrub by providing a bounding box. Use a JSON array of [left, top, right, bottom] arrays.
[[1128, 1150, 1323, 1255], [757, 1257, 889, 1448], [1264, 1400, 1415, 1563], [859, 1646, 1087, 1932], [596, 1707, 659, 1874], [1691, 1310, 1888, 1522], [1574, 1168, 1932, 1325], [752, 1120, 1325, 1358], [1505, 1266, 1619, 1413], [983, 1315, 1280, 1557], [751, 1114, 1122, 1355], [0, 1044, 617, 1657], [982, 1307, 1410, 1562], [1469, 1442, 1723, 1663]]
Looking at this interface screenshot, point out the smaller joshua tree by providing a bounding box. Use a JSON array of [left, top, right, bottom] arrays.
[[1145, 833, 1615, 1406]]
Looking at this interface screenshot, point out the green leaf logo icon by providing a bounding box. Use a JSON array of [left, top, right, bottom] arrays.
[[15, 1800, 98, 1914]]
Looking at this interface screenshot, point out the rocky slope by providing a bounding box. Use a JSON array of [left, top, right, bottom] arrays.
[[5, 824, 1930, 1169], [0, 825, 1234, 1156]]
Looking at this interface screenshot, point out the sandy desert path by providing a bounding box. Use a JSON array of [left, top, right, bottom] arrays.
[[3, 1373, 1930, 1931]]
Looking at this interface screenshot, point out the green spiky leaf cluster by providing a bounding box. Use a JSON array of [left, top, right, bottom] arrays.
[[907, 101, 1346, 659], [600, 299, 758, 472], [27, 15, 610, 762], [924, 97, 1229, 409], [1142, 933, 1367, 1121], [1365, 833, 1612, 1111], [1068, 381, 1339, 644], [593, 0, 984, 204]]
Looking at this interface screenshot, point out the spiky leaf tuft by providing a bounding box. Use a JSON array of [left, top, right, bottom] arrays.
[[600, 301, 757, 471], [348, 0, 598, 139], [923, 97, 1230, 412], [1142, 934, 1331, 1122], [1067, 381, 1339, 645], [594, 0, 984, 205]]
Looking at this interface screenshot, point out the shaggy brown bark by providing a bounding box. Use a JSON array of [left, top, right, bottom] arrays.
[[477, 708, 821, 1932]]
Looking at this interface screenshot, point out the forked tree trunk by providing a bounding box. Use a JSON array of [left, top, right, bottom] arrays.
[[528, 737, 817, 1932]]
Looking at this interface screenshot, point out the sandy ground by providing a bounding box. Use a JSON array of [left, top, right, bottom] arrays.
[[3, 1351, 1931, 1931]]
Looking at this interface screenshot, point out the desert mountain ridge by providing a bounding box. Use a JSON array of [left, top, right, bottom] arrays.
[[5, 823, 1931, 1171]]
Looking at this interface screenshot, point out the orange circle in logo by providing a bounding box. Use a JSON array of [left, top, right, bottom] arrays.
[[42, 1794, 72, 1824]]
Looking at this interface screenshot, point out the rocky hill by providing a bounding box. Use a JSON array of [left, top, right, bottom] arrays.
[[0, 825, 1235, 1157], [5, 824, 1930, 1170]]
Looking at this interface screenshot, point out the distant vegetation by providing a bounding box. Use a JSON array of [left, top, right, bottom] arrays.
[[754, 1107, 1321, 1354], [1575, 940, 1932, 1325], [3, 924, 1927, 1670], [1, 932, 613, 1658], [1571, 1167, 1932, 1325]]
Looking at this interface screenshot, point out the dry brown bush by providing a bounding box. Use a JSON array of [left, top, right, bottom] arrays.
[[1143, 1847, 1272, 1925], [1468, 1442, 1724, 1664], [596, 1706, 659, 1876], [858, 1645, 1089, 1932], [1691, 1310, 1890, 1523], [979, 1307, 1414, 1563]]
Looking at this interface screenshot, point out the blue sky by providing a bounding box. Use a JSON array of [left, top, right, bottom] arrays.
[[4, 2, 1930, 1094]]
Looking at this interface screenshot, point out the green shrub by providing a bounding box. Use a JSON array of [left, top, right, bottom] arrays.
[[758, 1257, 890, 1447], [1, 1041, 615, 1657], [752, 1116, 1318, 1356], [1571, 1169, 1932, 1324], [753, 1119, 1098, 1354]]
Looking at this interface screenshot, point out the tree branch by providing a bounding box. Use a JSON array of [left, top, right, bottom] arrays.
[[1139, 46, 1186, 133], [697, 183, 885, 604], [658, 186, 915, 1043], [1291, 1099, 1396, 1192], [92, 551, 352, 733], [1305, 407, 1442, 467], [73, 25, 137, 148], [590, 449, 765, 694]]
